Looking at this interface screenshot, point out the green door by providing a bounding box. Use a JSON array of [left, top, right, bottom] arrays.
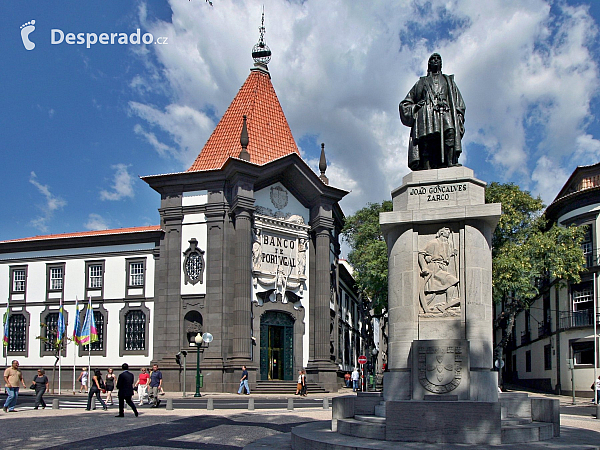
[[260, 311, 294, 380]]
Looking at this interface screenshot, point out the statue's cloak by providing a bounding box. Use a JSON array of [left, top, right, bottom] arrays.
[[400, 74, 465, 170]]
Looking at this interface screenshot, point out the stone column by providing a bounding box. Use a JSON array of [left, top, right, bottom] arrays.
[[153, 190, 183, 366], [232, 207, 253, 359], [313, 225, 331, 361]]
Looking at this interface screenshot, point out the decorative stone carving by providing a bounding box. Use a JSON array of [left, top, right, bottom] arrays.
[[252, 228, 262, 271], [418, 227, 460, 316], [183, 238, 205, 285], [270, 185, 288, 209], [297, 238, 307, 277]]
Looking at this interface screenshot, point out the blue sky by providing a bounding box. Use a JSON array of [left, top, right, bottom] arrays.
[[2, 1, 600, 247]]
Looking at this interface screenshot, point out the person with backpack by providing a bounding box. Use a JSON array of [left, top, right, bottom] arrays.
[[86, 369, 108, 411]]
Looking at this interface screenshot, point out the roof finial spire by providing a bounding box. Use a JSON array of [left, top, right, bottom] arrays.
[[319, 143, 329, 185], [252, 6, 271, 68], [239, 115, 250, 161]]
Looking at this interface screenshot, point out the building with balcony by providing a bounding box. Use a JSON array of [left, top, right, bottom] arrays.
[[497, 162, 600, 396]]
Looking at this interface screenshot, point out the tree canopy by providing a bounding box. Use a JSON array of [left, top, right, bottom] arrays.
[[485, 182, 586, 350], [342, 201, 392, 315]]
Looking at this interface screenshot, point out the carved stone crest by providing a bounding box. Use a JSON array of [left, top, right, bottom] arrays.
[[183, 238, 205, 285], [270, 185, 288, 210], [417, 344, 463, 394]]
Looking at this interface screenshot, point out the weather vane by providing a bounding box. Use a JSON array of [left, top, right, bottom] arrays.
[[252, 7, 271, 65]]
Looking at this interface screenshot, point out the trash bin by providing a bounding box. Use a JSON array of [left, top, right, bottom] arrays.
[[199, 374, 203, 388]]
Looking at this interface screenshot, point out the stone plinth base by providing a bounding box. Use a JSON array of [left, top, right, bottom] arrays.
[[385, 400, 501, 444]]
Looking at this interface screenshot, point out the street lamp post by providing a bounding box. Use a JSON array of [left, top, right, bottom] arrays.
[[194, 332, 213, 398]]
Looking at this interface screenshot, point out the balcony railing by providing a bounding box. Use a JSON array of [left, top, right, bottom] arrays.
[[559, 310, 600, 329]]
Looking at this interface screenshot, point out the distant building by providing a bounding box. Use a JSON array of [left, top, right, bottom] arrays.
[[1, 33, 367, 393], [497, 162, 600, 396]]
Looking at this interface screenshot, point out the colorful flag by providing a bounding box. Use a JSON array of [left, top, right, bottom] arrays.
[[72, 298, 81, 345], [56, 299, 66, 346], [78, 298, 98, 346], [2, 310, 9, 347]]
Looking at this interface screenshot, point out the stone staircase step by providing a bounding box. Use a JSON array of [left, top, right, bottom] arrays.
[[501, 422, 554, 444], [354, 414, 386, 424], [374, 401, 386, 417], [252, 381, 327, 394], [502, 417, 532, 426], [337, 418, 386, 440]]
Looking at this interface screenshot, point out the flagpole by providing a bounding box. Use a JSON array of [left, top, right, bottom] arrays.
[[88, 296, 92, 386]]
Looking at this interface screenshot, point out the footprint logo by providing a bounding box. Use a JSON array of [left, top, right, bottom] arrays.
[[20, 20, 36, 50]]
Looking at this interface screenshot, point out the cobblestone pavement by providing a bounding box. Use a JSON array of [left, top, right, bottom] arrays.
[[2, 388, 600, 449]]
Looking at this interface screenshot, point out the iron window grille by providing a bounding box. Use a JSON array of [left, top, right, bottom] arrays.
[[44, 312, 59, 351], [124, 310, 146, 351], [88, 264, 103, 288], [129, 262, 144, 287], [12, 269, 26, 292], [82, 311, 104, 351], [8, 314, 26, 352]]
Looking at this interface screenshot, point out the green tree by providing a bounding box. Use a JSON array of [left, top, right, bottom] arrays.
[[486, 182, 586, 355], [37, 324, 71, 394], [342, 201, 392, 315]]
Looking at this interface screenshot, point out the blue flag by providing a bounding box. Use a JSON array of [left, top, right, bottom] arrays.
[[56, 299, 66, 346], [72, 298, 81, 345]]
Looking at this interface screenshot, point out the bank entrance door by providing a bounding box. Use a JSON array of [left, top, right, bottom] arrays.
[[260, 311, 294, 380]]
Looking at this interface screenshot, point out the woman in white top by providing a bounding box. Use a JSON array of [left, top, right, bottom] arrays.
[[78, 368, 89, 393]]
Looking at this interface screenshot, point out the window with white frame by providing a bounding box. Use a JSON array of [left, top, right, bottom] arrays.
[[129, 261, 144, 287], [49, 266, 63, 291], [88, 264, 103, 288], [11, 268, 26, 293]]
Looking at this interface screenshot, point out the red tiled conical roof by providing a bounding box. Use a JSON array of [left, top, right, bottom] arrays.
[[188, 66, 300, 171]]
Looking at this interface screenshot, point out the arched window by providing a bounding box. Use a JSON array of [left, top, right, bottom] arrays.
[[82, 311, 105, 352], [44, 312, 59, 352], [124, 310, 146, 351], [8, 314, 27, 353], [184, 311, 203, 345]]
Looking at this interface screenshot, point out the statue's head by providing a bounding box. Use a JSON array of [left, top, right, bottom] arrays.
[[427, 53, 442, 74], [437, 227, 451, 238]]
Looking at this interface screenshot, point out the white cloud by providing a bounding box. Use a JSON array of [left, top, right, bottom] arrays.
[[130, 0, 600, 214], [100, 164, 135, 201], [84, 213, 110, 231], [29, 171, 67, 233]]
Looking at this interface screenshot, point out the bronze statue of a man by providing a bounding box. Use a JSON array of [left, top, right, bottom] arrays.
[[400, 53, 465, 171]]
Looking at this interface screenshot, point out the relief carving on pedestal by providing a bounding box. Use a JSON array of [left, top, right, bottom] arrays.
[[418, 227, 460, 316], [417, 344, 463, 394]]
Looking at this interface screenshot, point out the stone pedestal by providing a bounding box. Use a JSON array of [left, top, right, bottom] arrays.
[[380, 166, 501, 403]]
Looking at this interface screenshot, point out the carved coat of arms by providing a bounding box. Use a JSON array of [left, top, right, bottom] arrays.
[[417, 345, 463, 394], [270, 185, 288, 210]]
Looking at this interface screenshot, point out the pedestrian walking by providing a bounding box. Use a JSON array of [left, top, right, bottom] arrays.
[[148, 364, 163, 407], [32, 368, 49, 410], [115, 363, 138, 417], [135, 367, 150, 405], [237, 365, 250, 395], [300, 370, 307, 396], [592, 375, 600, 403], [105, 368, 116, 405], [3, 360, 27, 412], [295, 370, 303, 395], [78, 367, 89, 393], [344, 372, 351, 388], [351, 367, 360, 392], [86, 369, 108, 411]]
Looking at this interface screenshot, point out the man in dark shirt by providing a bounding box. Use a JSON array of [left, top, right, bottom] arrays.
[[116, 363, 138, 417], [149, 363, 163, 407], [237, 365, 250, 395]]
